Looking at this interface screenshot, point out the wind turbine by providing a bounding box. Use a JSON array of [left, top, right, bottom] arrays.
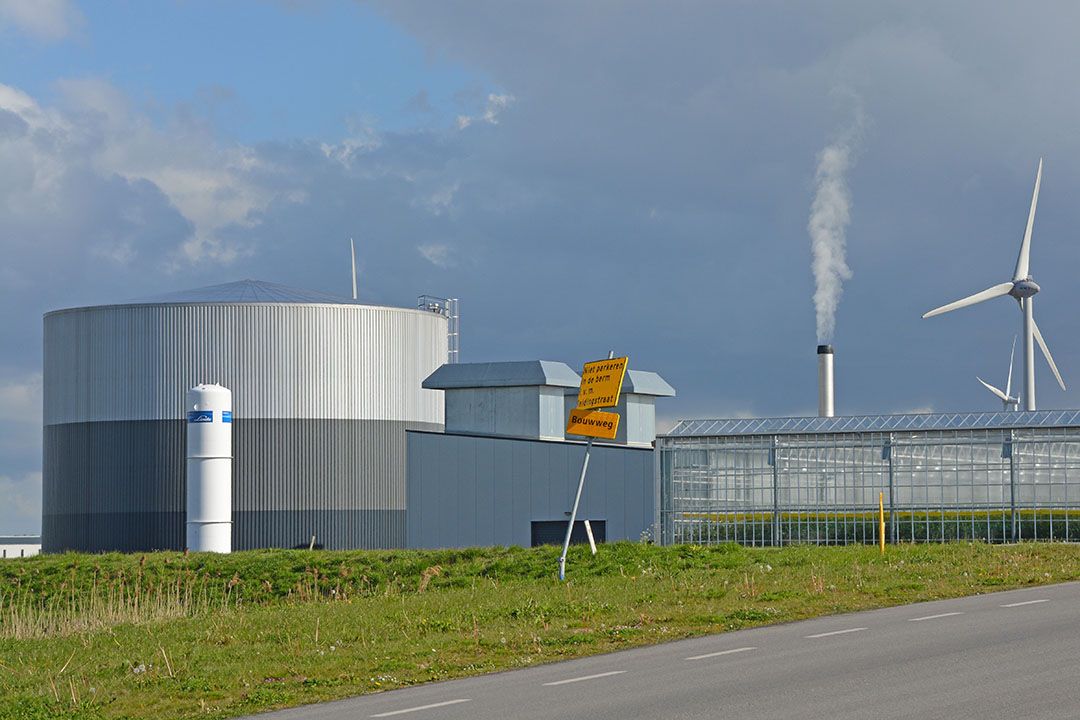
[[977, 336, 1020, 411], [923, 158, 1065, 411]]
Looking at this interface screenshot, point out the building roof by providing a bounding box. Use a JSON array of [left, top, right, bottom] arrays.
[[423, 361, 581, 389], [665, 409, 1080, 437], [622, 370, 676, 397], [123, 279, 357, 305], [0, 535, 41, 545]]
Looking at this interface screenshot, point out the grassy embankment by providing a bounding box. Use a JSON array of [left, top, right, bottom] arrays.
[[3, 542, 1080, 720]]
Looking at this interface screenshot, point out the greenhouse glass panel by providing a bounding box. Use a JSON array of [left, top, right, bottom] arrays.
[[659, 412, 1080, 545]]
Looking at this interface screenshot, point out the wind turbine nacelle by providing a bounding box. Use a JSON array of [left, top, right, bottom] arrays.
[[1010, 279, 1040, 298]]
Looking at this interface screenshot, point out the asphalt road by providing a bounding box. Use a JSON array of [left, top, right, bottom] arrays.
[[254, 582, 1080, 720]]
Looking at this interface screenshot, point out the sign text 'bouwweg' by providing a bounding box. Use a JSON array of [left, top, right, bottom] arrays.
[[566, 408, 620, 440]]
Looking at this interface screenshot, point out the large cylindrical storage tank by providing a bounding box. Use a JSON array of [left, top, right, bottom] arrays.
[[42, 280, 447, 552]]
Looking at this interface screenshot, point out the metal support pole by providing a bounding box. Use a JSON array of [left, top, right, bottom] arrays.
[[583, 519, 597, 555], [558, 351, 614, 581], [878, 492, 885, 554], [1007, 431, 1018, 542], [771, 437, 781, 546], [885, 436, 897, 544], [558, 439, 592, 582]]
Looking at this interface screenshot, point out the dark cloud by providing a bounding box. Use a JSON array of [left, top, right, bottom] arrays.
[[362, 1, 1080, 417], [5, 3, 1080, 531]]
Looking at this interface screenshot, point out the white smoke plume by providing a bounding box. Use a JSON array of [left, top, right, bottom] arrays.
[[809, 107, 865, 342]]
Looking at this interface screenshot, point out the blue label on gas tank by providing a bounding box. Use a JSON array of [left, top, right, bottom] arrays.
[[222, 411, 233, 423], [187, 411, 213, 423]]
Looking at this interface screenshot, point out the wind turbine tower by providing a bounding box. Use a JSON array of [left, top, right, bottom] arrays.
[[923, 159, 1065, 411]]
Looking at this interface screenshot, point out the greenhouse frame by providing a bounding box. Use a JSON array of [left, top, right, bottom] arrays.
[[657, 410, 1080, 546]]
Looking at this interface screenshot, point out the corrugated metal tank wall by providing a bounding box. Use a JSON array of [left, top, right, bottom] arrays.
[[43, 302, 447, 552]]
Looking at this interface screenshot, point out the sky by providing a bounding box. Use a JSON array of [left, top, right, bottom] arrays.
[[3, 1, 1080, 533]]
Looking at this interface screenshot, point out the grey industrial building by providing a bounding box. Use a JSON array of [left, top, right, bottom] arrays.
[[41, 282, 678, 554], [43, 280, 448, 552], [0, 536, 41, 559], [406, 361, 675, 548]]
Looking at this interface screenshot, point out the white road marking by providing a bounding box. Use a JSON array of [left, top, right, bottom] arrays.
[[542, 670, 626, 686], [685, 646, 757, 661], [1001, 599, 1050, 608], [370, 699, 471, 717], [908, 612, 964, 622], [805, 627, 867, 639]]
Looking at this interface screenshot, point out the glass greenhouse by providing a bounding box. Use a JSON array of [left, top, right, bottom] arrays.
[[658, 410, 1080, 546]]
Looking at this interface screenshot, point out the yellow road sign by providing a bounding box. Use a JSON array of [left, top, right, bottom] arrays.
[[566, 408, 620, 440], [577, 356, 628, 410]]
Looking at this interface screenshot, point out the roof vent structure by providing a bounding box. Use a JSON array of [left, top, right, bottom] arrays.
[[423, 361, 580, 440]]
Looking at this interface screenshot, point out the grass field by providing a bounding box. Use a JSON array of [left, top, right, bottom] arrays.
[[3, 541, 1079, 719]]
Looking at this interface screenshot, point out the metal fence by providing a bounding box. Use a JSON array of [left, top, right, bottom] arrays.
[[658, 425, 1080, 546]]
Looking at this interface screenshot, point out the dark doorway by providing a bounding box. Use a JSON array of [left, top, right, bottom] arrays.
[[530, 520, 606, 547]]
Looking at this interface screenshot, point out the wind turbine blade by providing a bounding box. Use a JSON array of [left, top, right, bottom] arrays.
[[922, 282, 1014, 319], [1032, 315, 1066, 391], [977, 376, 1012, 403], [1005, 334, 1016, 398], [1013, 158, 1042, 281]]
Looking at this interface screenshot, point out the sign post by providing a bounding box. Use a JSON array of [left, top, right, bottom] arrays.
[[558, 352, 628, 581], [878, 491, 886, 555]]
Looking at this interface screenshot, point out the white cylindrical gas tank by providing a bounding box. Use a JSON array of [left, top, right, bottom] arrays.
[[186, 383, 233, 552]]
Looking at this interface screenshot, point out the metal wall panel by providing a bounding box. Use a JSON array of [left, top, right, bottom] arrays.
[[475, 438, 496, 545], [406, 431, 654, 549], [443, 386, 568, 440], [44, 303, 447, 424], [43, 418, 437, 552], [616, 395, 655, 447], [538, 388, 567, 440]]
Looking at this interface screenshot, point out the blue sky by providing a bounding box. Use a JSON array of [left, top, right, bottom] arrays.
[[4, 1, 1080, 533], [0, 1, 483, 139]]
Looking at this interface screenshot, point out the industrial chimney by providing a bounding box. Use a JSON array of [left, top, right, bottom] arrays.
[[817, 345, 835, 417]]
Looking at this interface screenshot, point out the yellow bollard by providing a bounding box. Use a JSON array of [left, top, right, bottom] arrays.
[[879, 491, 886, 554]]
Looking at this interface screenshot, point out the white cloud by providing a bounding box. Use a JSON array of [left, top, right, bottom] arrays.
[[0, 79, 304, 268], [0, 372, 42, 533], [319, 125, 382, 168], [417, 243, 453, 267], [0, 472, 41, 533], [0, 371, 41, 461], [482, 93, 514, 123], [414, 181, 460, 216], [0, 371, 41, 426], [0, 0, 82, 42], [457, 93, 515, 130]]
